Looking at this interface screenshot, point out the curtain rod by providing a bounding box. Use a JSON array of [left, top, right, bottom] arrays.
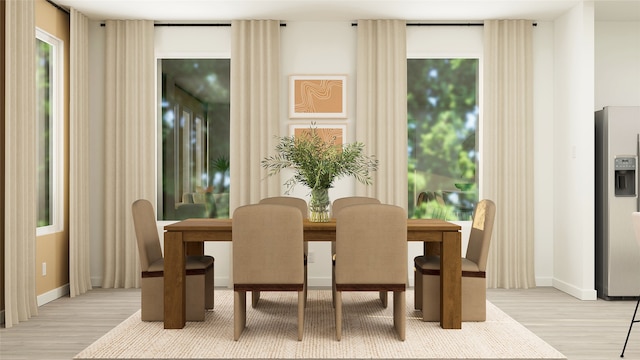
[[100, 23, 286, 27], [46, 0, 70, 14], [351, 22, 537, 27]]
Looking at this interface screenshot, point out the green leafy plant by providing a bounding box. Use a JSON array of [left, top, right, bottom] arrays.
[[261, 125, 379, 195]]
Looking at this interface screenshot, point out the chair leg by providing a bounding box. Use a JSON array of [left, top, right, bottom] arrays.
[[205, 265, 214, 310], [380, 291, 388, 308], [394, 290, 406, 341], [304, 264, 308, 308], [298, 290, 305, 341], [414, 266, 422, 310], [332, 264, 336, 308], [621, 296, 640, 357], [234, 290, 246, 341], [335, 291, 342, 341], [251, 290, 260, 308]]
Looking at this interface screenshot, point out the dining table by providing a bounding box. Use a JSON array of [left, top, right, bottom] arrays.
[[163, 218, 462, 330]]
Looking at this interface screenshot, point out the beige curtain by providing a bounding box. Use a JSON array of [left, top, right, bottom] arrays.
[[483, 20, 535, 288], [355, 20, 407, 209], [4, 0, 37, 327], [69, 8, 92, 297], [230, 20, 280, 213], [102, 20, 155, 288]]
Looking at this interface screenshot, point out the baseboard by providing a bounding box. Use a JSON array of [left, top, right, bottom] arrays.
[[535, 276, 554, 286], [553, 278, 597, 300], [37, 283, 70, 306], [308, 276, 331, 288]]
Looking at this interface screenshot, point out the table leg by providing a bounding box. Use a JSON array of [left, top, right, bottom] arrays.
[[185, 242, 204, 256], [440, 231, 461, 329], [164, 231, 186, 329]]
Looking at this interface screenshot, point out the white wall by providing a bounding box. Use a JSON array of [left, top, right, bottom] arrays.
[[595, 21, 640, 109], [552, 2, 597, 300], [532, 21, 556, 286], [280, 22, 357, 286]]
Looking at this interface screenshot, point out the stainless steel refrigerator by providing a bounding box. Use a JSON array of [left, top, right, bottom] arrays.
[[596, 106, 640, 299]]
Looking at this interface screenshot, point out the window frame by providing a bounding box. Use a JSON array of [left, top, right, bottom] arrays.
[[35, 28, 64, 236]]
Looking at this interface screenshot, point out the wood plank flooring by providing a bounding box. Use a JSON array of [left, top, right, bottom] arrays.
[[0, 287, 639, 360], [487, 288, 640, 360]]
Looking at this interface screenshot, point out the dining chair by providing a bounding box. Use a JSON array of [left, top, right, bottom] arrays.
[[620, 212, 640, 357], [131, 199, 214, 321], [258, 196, 309, 308], [334, 203, 407, 341], [232, 204, 305, 341], [414, 198, 496, 322], [331, 196, 382, 308]]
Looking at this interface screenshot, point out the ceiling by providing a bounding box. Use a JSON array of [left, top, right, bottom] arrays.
[[52, 0, 640, 22]]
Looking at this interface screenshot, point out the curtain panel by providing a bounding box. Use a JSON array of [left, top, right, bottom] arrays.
[[69, 8, 92, 297], [355, 20, 408, 209], [102, 20, 155, 288], [4, 0, 38, 327], [483, 20, 536, 289], [229, 20, 281, 213]]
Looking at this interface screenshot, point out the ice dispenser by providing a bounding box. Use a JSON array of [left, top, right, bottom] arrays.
[[614, 156, 637, 197]]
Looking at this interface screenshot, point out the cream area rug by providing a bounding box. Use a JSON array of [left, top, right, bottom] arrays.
[[75, 289, 565, 360]]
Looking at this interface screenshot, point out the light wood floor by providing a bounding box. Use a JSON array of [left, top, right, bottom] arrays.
[[0, 287, 639, 360]]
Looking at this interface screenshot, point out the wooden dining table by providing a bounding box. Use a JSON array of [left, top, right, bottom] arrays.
[[163, 218, 462, 330]]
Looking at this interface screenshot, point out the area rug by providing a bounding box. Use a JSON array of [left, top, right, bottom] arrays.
[[75, 289, 565, 359]]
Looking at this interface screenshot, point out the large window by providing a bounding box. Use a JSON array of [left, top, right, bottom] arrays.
[[158, 59, 230, 220], [408, 58, 479, 221], [36, 28, 64, 234]]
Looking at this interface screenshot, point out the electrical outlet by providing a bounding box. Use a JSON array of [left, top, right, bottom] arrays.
[[307, 251, 315, 264], [42, 262, 47, 276]]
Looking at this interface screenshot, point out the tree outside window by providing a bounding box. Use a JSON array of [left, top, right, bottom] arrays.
[[408, 58, 479, 220]]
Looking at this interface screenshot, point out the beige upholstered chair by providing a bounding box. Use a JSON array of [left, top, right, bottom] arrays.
[[232, 204, 305, 341], [414, 199, 496, 322], [131, 199, 214, 321], [331, 196, 382, 307], [257, 196, 308, 307], [334, 204, 407, 341]]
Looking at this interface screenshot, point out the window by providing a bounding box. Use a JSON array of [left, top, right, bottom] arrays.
[[408, 58, 479, 221], [158, 59, 230, 220], [36, 28, 64, 235]]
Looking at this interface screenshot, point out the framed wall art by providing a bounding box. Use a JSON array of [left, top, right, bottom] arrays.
[[289, 123, 346, 146], [289, 75, 347, 118]]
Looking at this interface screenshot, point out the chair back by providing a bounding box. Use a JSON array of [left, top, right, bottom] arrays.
[[335, 204, 407, 284], [259, 196, 308, 218], [131, 199, 163, 272], [332, 196, 380, 217], [465, 199, 496, 271], [232, 204, 304, 284]]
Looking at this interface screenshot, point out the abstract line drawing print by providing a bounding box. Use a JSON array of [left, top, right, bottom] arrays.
[[290, 75, 346, 118]]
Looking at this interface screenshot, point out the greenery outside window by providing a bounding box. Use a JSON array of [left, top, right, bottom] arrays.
[[408, 58, 479, 221], [158, 59, 230, 220], [36, 28, 64, 235]]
